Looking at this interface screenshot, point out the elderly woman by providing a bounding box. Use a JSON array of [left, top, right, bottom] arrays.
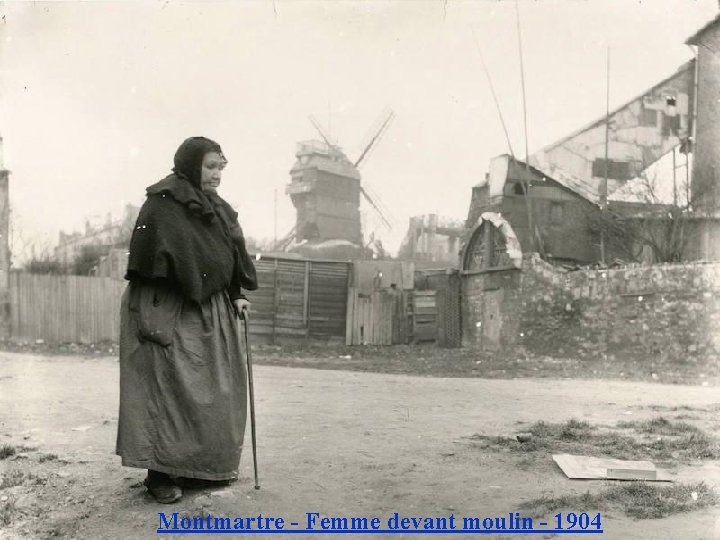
[[116, 137, 258, 504]]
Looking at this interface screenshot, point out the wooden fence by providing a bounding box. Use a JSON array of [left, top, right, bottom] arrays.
[[10, 272, 126, 343], [9, 259, 350, 345], [411, 290, 437, 343], [9, 258, 450, 346], [425, 270, 462, 348], [346, 289, 410, 345], [244, 256, 350, 344]]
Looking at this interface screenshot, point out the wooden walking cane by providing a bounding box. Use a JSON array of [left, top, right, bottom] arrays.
[[240, 310, 260, 490]]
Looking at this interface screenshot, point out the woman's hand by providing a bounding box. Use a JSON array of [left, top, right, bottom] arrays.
[[233, 298, 251, 317]]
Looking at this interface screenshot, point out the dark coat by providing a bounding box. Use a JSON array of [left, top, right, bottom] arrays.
[[125, 174, 257, 305]]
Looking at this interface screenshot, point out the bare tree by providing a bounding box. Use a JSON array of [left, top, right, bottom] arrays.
[[8, 206, 62, 272], [588, 165, 710, 264]]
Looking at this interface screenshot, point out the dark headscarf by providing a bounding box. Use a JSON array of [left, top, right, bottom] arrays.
[[125, 137, 257, 304], [172, 136, 226, 189]]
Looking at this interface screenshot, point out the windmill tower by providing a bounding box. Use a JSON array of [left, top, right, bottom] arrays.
[[285, 112, 394, 257]]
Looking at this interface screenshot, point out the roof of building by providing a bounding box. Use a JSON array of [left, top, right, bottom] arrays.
[[533, 59, 695, 159], [502, 154, 597, 205], [686, 14, 720, 45], [526, 59, 695, 205]]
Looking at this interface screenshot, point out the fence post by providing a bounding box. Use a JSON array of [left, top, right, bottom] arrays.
[[272, 258, 278, 345], [0, 169, 10, 340], [303, 261, 310, 329]]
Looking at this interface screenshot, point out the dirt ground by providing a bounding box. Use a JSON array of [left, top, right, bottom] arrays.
[[1, 350, 719, 539]]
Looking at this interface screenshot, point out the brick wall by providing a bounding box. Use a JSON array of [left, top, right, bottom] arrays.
[[463, 254, 720, 362]]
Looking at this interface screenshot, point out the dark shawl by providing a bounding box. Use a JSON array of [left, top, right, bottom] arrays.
[[125, 137, 258, 304]]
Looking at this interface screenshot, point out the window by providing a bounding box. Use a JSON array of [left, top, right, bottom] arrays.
[[662, 114, 680, 137], [641, 107, 658, 127], [592, 159, 632, 181], [550, 202, 564, 225], [513, 182, 525, 196]]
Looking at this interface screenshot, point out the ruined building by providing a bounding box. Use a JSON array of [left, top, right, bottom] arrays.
[[398, 214, 465, 265], [459, 13, 720, 354], [465, 16, 720, 267]]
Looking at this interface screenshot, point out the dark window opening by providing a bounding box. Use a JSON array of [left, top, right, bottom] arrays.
[[513, 182, 525, 196], [641, 107, 657, 127], [662, 114, 680, 137], [550, 202, 564, 224], [592, 158, 632, 181]]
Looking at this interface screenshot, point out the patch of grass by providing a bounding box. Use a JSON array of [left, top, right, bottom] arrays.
[[673, 414, 700, 420], [469, 419, 720, 461], [0, 444, 16, 459], [38, 453, 58, 463], [0, 470, 46, 489], [618, 417, 702, 436], [520, 482, 718, 519], [1, 444, 38, 459], [648, 404, 698, 412], [531, 419, 593, 440], [617, 417, 720, 460], [0, 499, 16, 526], [647, 432, 720, 460], [515, 456, 539, 471], [0, 470, 25, 489]]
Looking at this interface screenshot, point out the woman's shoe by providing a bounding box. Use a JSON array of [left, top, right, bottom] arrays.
[[145, 470, 182, 504], [180, 477, 232, 489]]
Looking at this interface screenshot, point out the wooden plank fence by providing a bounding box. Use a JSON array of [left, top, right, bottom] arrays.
[[9, 258, 447, 346], [426, 270, 462, 348], [10, 257, 351, 345], [412, 290, 437, 343], [10, 272, 126, 343], [244, 256, 351, 344], [346, 289, 410, 345]]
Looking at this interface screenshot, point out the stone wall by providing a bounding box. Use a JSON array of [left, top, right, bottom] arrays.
[[463, 254, 720, 362]]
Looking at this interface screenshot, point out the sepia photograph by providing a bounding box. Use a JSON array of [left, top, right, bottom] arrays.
[[1, 0, 719, 538]]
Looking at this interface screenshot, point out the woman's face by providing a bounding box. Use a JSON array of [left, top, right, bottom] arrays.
[[200, 152, 226, 192]]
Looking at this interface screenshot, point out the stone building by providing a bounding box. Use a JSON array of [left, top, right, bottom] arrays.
[[459, 13, 720, 353]]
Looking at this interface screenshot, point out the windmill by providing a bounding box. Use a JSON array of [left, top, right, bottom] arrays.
[[285, 111, 395, 258]]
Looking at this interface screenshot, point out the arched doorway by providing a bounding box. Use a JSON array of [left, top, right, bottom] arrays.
[[460, 213, 522, 350], [462, 212, 522, 272]]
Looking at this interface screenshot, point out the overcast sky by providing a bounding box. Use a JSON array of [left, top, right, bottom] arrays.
[[1, 0, 717, 257]]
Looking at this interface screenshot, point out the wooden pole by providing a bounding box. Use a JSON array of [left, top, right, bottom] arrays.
[[601, 47, 610, 265], [673, 146, 678, 207], [514, 0, 536, 253], [471, 28, 516, 158], [686, 149, 691, 209], [273, 188, 277, 250]]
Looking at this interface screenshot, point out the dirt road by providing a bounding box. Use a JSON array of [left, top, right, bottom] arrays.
[[1, 352, 719, 539]]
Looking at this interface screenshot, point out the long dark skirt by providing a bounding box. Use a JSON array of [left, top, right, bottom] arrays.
[[115, 282, 247, 481]]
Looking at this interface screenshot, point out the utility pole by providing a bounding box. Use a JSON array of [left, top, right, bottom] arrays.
[[600, 47, 610, 265], [515, 0, 536, 253], [273, 188, 277, 250]]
